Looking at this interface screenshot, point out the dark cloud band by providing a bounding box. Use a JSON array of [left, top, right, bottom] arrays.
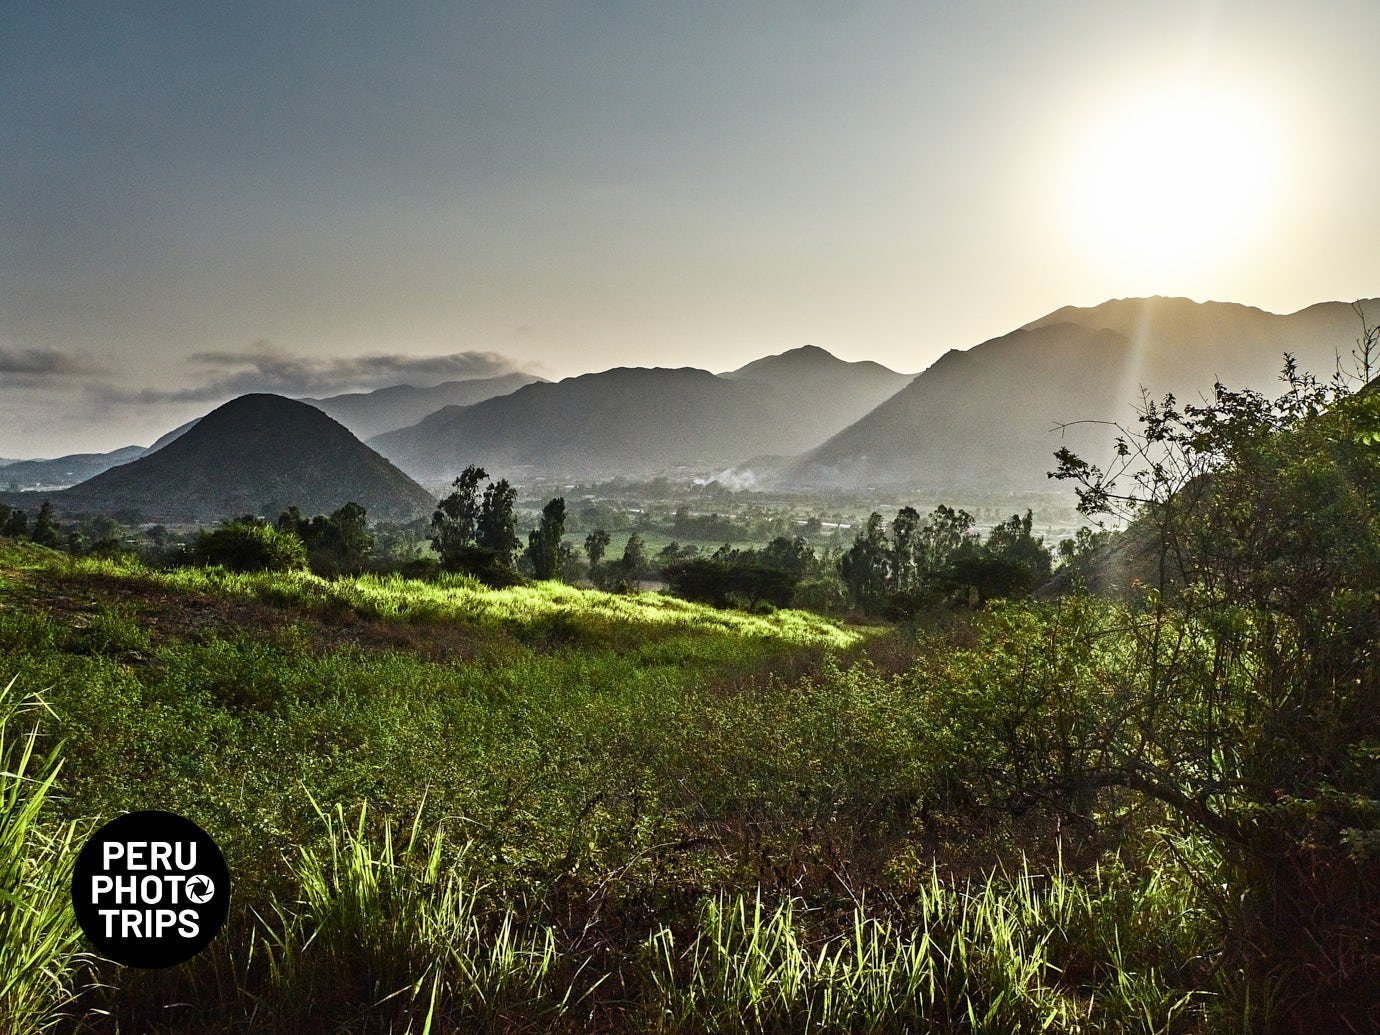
[[88, 343, 524, 405], [0, 347, 105, 377]]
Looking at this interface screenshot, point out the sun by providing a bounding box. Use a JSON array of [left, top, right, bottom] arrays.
[[1067, 86, 1283, 275]]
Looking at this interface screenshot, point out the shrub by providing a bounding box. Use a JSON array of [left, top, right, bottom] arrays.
[[192, 520, 308, 572]]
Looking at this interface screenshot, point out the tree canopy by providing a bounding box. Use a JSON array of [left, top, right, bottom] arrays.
[[429, 465, 521, 584]]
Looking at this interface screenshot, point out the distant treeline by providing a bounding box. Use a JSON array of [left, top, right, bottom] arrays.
[[1, 481, 1103, 619]]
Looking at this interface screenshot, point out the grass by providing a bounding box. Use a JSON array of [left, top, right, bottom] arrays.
[[0, 540, 1244, 1031], [61, 547, 865, 649], [0, 676, 86, 1034]]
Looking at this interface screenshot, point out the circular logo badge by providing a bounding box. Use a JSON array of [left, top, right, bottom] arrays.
[[71, 810, 231, 969]]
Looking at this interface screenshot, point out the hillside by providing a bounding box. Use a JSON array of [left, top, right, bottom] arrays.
[[790, 297, 1379, 492], [145, 417, 200, 453], [0, 445, 147, 491], [30, 394, 435, 522], [302, 372, 545, 439], [371, 347, 909, 484]]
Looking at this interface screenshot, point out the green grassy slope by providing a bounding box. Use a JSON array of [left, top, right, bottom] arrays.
[[0, 541, 1228, 1033]]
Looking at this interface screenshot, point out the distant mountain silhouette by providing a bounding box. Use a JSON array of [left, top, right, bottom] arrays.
[[302, 372, 545, 440], [31, 394, 434, 522], [0, 446, 147, 491], [790, 297, 1380, 492], [370, 348, 909, 483], [721, 345, 911, 448], [145, 418, 201, 454]]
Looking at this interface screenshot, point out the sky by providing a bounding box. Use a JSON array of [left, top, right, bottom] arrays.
[[3, 0, 1379, 456]]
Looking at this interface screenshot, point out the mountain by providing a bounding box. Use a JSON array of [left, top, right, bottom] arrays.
[[720, 345, 911, 447], [30, 394, 434, 522], [301, 372, 545, 440], [371, 368, 759, 483], [370, 348, 909, 484], [145, 418, 201, 454], [788, 297, 1379, 493], [0, 446, 147, 491]]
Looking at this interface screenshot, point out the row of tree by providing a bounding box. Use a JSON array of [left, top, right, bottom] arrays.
[[3, 473, 1064, 616], [839, 505, 1053, 615]]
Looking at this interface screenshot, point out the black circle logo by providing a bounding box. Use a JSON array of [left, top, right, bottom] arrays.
[[71, 810, 231, 968]]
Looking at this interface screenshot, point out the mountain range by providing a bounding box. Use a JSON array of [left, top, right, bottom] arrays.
[[785, 296, 1379, 492], [368, 346, 912, 484], [4, 295, 1376, 519], [301, 372, 546, 440], [1, 446, 148, 492]]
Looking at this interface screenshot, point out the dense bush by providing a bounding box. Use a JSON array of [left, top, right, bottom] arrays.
[[1051, 367, 1380, 1031], [663, 558, 800, 609], [192, 519, 308, 572], [277, 501, 374, 574]]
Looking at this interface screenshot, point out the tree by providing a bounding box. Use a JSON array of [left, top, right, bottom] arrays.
[[1044, 366, 1380, 1029], [476, 478, 518, 565], [86, 514, 125, 557], [584, 528, 610, 567], [887, 506, 921, 592], [279, 502, 374, 574], [978, 509, 1052, 595], [663, 535, 809, 611], [839, 513, 891, 614], [663, 557, 800, 609], [916, 504, 977, 572], [524, 497, 570, 580], [428, 465, 520, 583], [327, 502, 373, 567], [760, 535, 816, 576], [30, 501, 61, 549], [429, 465, 487, 566], [1, 509, 28, 539], [619, 532, 648, 587], [1057, 525, 1104, 565]]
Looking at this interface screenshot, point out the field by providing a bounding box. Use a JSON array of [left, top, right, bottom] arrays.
[[2, 538, 1251, 1034]]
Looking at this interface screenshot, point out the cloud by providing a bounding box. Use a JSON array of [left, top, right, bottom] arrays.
[[0, 347, 105, 380], [90, 342, 525, 405]]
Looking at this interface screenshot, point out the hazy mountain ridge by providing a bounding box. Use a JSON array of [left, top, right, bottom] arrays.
[[5, 299, 1375, 510], [0, 446, 148, 491], [788, 297, 1380, 492], [370, 347, 910, 484], [301, 372, 546, 440], [17, 394, 435, 523], [370, 367, 764, 483]]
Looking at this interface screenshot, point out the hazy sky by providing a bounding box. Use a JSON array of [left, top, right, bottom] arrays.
[[3, 0, 1378, 455]]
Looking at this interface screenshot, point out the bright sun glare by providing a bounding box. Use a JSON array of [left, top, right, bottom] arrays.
[[1068, 86, 1283, 275]]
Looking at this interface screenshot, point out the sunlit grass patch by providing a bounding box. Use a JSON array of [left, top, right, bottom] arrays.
[[39, 546, 866, 650]]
